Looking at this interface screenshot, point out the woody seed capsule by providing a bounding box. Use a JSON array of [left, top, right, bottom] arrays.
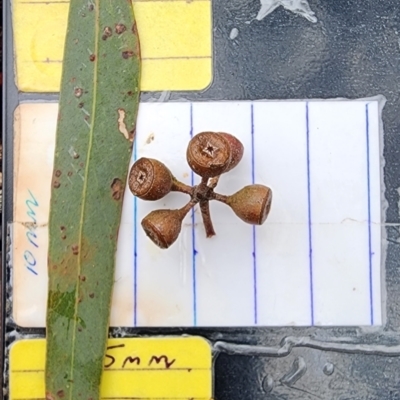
[[216, 132, 244, 173], [141, 201, 194, 249], [128, 157, 173, 201], [186, 132, 244, 178], [226, 184, 272, 225]]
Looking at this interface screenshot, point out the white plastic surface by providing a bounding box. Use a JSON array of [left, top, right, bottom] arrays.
[[13, 99, 383, 327]]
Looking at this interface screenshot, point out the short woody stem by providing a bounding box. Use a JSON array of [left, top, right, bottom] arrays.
[[213, 193, 228, 204], [171, 178, 193, 195], [179, 199, 198, 217], [200, 176, 209, 188], [200, 200, 216, 238]]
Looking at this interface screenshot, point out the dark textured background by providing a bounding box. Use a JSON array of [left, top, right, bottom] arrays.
[[4, 0, 400, 398]]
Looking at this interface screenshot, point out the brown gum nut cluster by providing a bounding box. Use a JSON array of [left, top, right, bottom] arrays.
[[128, 132, 273, 249]]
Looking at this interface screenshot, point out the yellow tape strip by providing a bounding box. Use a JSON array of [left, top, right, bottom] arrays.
[[10, 337, 212, 399], [12, 0, 212, 92]]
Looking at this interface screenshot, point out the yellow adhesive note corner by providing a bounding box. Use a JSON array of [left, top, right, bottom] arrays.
[[10, 337, 212, 400], [12, 0, 212, 92]]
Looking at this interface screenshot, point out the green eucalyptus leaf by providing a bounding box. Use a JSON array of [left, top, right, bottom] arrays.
[[45, 1, 140, 399]]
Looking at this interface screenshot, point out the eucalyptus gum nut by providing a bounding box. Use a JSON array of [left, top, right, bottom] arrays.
[[226, 184, 272, 225], [129, 157, 173, 200], [141, 209, 185, 249], [217, 132, 244, 173], [187, 132, 232, 178]]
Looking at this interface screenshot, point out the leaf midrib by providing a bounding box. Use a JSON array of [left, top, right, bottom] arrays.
[[68, 0, 100, 397]]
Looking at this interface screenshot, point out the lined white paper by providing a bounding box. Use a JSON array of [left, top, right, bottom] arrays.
[[12, 99, 383, 327]]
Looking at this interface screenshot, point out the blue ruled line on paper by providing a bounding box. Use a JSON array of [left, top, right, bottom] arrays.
[[133, 139, 138, 327], [190, 103, 198, 326], [366, 103, 374, 326], [250, 103, 258, 325], [306, 102, 315, 326]]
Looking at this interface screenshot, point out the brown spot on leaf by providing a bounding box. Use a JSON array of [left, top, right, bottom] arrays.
[[72, 245, 79, 255], [80, 275, 86, 281], [61, 235, 67, 240], [46, 392, 55, 400], [88, 3, 94, 11], [78, 102, 84, 108], [129, 127, 136, 142], [74, 88, 83, 98], [74, 153, 80, 159], [67, 171, 73, 177], [60, 226, 66, 231], [55, 170, 62, 177], [102, 26, 112, 40], [111, 178, 124, 201], [89, 54, 96, 62], [57, 390, 65, 398], [52, 265, 57, 270], [132, 22, 141, 57], [53, 181, 61, 189], [89, 293, 95, 298], [122, 50, 134, 59], [127, 91, 133, 96], [78, 327, 83, 332], [115, 23, 126, 34]]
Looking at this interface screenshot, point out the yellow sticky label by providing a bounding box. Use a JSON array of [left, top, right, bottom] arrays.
[[12, 0, 213, 92], [10, 337, 212, 399]]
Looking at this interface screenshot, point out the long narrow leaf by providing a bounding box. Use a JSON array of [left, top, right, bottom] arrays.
[[45, 1, 140, 399]]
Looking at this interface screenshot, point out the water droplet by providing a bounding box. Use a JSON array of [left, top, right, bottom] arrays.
[[323, 362, 334, 376], [262, 374, 274, 393], [230, 28, 239, 40]]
